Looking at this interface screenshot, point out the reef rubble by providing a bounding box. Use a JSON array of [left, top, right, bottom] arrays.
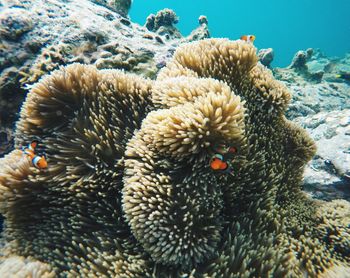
[[269, 49, 350, 201]]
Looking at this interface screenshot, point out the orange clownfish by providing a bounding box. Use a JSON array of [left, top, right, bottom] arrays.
[[210, 145, 238, 172], [22, 140, 48, 169], [22, 140, 38, 156], [240, 35, 256, 44], [31, 155, 48, 169], [210, 154, 229, 171]]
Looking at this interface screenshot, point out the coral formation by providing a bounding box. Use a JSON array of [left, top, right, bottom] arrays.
[[145, 9, 181, 39], [288, 49, 324, 82], [91, 0, 131, 16], [0, 0, 206, 152], [0, 8, 34, 40], [275, 49, 350, 201], [198, 15, 208, 25], [290, 50, 308, 71], [296, 109, 350, 201], [258, 48, 274, 68], [185, 16, 210, 43], [19, 43, 72, 86], [0, 38, 349, 277]]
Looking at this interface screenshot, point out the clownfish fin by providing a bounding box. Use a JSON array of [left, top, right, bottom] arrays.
[[219, 161, 228, 170], [32, 156, 39, 168], [210, 158, 222, 170], [32, 155, 48, 169]]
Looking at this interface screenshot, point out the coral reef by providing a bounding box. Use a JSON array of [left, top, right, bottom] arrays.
[[0, 0, 207, 154], [289, 50, 308, 71], [285, 81, 350, 119], [257, 48, 274, 68], [91, 0, 131, 17], [282, 48, 337, 83], [274, 49, 350, 200], [287, 49, 324, 82], [185, 16, 210, 42], [145, 9, 181, 39], [296, 110, 350, 201], [0, 7, 34, 41], [0, 39, 349, 277]]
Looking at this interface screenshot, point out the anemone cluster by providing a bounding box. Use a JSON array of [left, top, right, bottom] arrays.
[[0, 39, 349, 277]]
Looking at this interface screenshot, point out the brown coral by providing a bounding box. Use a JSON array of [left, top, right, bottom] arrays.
[[0, 39, 349, 277]]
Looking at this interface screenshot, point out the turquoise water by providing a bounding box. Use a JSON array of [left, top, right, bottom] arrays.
[[130, 0, 350, 67]]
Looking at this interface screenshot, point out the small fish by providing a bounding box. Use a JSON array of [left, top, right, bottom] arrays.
[[31, 155, 48, 169], [210, 145, 238, 172], [21, 140, 38, 157], [21, 140, 48, 169], [22, 140, 38, 152], [335, 73, 350, 81], [210, 154, 228, 171], [240, 35, 256, 44]]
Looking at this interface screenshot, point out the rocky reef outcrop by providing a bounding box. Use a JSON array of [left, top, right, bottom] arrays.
[[296, 110, 350, 200], [0, 0, 209, 156], [91, 0, 131, 16], [0, 38, 349, 277], [257, 48, 274, 68], [145, 8, 181, 39], [271, 49, 350, 201]]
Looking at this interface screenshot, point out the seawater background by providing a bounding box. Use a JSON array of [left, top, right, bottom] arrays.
[[130, 0, 350, 67]]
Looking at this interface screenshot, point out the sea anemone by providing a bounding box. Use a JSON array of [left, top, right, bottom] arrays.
[[0, 39, 349, 277]]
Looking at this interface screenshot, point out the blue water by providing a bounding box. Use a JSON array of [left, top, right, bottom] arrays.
[[130, 0, 350, 67]]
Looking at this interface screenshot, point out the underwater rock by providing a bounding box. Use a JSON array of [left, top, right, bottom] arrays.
[[0, 7, 34, 41], [277, 49, 350, 201], [289, 50, 308, 71], [145, 9, 181, 39], [0, 0, 205, 153], [183, 15, 210, 42], [198, 15, 208, 25], [305, 48, 314, 59], [296, 110, 350, 201], [307, 58, 330, 74], [287, 49, 324, 82], [285, 82, 350, 119], [274, 49, 350, 119], [0, 38, 349, 277], [282, 48, 350, 84], [90, 0, 131, 17], [258, 48, 274, 68]]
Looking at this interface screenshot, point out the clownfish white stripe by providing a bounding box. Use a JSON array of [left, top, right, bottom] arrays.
[[32, 156, 41, 166]]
